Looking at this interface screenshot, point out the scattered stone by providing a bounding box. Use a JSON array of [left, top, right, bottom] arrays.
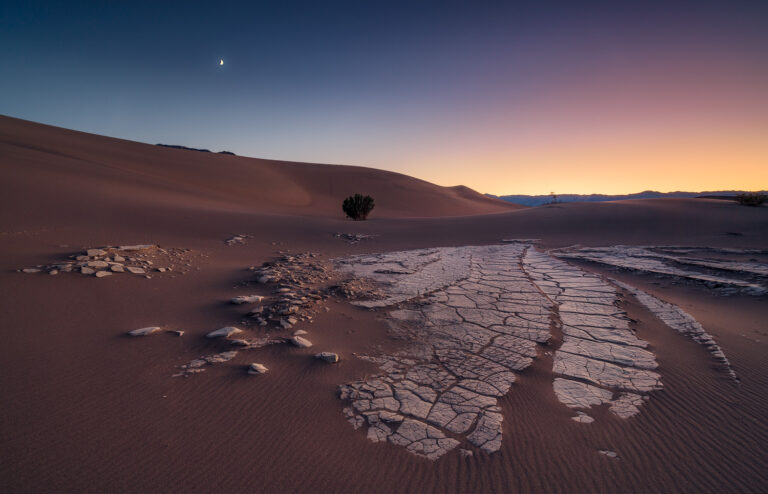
[[248, 363, 269, 375], [206, 326, 243, 339], [81, 267, 95, 275], [110, 264, 124, 272], [126, 267, 146, 274], [598, 450, 619, 459], [128, 326, 162, 336], [572, 411, 595, 424], [290, 336, 313, 348], [231, 295, 264, 305], [95, 271, 112, 278], [87, 248, 106, 257], [314, 352, 339, 363], [293, 329, 308, 336]]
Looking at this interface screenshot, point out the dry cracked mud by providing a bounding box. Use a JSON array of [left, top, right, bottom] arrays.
[[335, 243, 732, 460]]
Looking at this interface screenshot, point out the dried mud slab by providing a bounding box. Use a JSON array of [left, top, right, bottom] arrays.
[[335, 243, 731, 460], [336, 244, 554, 459], [551, 245, 768, 295]]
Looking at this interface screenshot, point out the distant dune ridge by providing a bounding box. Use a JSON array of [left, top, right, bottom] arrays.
[[0, 115, 520, 220], [491, 190, 767, 207]]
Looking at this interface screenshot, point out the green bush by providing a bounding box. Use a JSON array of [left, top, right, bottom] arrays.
[[736, 192, 767, 207], [342, 194, 375, 220]]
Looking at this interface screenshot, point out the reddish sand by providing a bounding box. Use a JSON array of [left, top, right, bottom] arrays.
[[1, 116, 767, 493]]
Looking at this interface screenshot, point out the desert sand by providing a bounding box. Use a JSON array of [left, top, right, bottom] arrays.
[[1, 115, 767, 493]]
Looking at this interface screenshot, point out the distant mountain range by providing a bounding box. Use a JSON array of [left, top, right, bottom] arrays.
[[490, 190, 764, 207]]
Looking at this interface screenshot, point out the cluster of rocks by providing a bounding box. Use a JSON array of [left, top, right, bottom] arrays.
[[226, 234, 251, 246], [246, 253, 333, 329], [334, 232, 378, 244], [21, 245, 198, 278]]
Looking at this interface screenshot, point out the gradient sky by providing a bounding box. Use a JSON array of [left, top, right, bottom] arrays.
[[2, 1, 766, 195]]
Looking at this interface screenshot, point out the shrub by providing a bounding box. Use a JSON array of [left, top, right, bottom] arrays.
[[342, 194, 375, 220], [736, 192, 767, 207]]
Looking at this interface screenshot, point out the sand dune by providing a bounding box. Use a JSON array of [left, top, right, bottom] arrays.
[[1, 116, 767, 493], [0, 115, 519, 222]]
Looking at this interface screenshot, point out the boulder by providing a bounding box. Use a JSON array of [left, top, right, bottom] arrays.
[[248, 363, 268, 375], [231, 295, 265, 305], [206, 326, 243, 339], [128, 326, 162, 336], [314, 352, 339, 363], [290, 336, 313, 348]]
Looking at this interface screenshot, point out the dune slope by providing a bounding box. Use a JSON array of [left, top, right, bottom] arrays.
[[0, 115, 519, 221]]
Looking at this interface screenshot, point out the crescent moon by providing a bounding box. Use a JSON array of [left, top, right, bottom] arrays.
[[219, 59, 224, 66]]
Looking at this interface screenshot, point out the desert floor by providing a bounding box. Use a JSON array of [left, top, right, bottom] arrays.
[[1, 117, 767, 493]]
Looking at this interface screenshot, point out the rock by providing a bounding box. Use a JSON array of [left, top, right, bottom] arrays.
[[81, 267, 95, 275], [157, 267, 167, 272], [172, 330, 185, 336], [126, 267, 146, 274], [113, 255, 126, 262], [314, 352, 339, 363], [599, 450, 619, 459], [290, 336, 313, 348], [280, 319, 293, 329], [22, 268, 41, 273], [459, 449, 474, 458], [293, 329, 308, 336], [206, 326, 243, 339], [248, 363, 268, 375], [118, 244, 154, 251], [49, 269, 59, 275], [128, 326, 162, 336], [230, 339, 251, 346], [87, 260, 109, 268], [87, 248, 106, 257], [572, 411, 595, 424], [95, 271, 112, 278], [110, 264, 125, 272], [231, 295, 264, 305]]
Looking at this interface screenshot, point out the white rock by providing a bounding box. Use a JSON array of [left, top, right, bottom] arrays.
[[206, 326, 243, 339], [231, 295, 264, 305], [290, 336, 313, 348], [128, 326, 162, 336], [248, 363, 268, 375], [314, 352, 340, 363]]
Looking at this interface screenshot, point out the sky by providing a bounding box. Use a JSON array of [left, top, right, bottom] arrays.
[[1, 0, 766, 195]]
